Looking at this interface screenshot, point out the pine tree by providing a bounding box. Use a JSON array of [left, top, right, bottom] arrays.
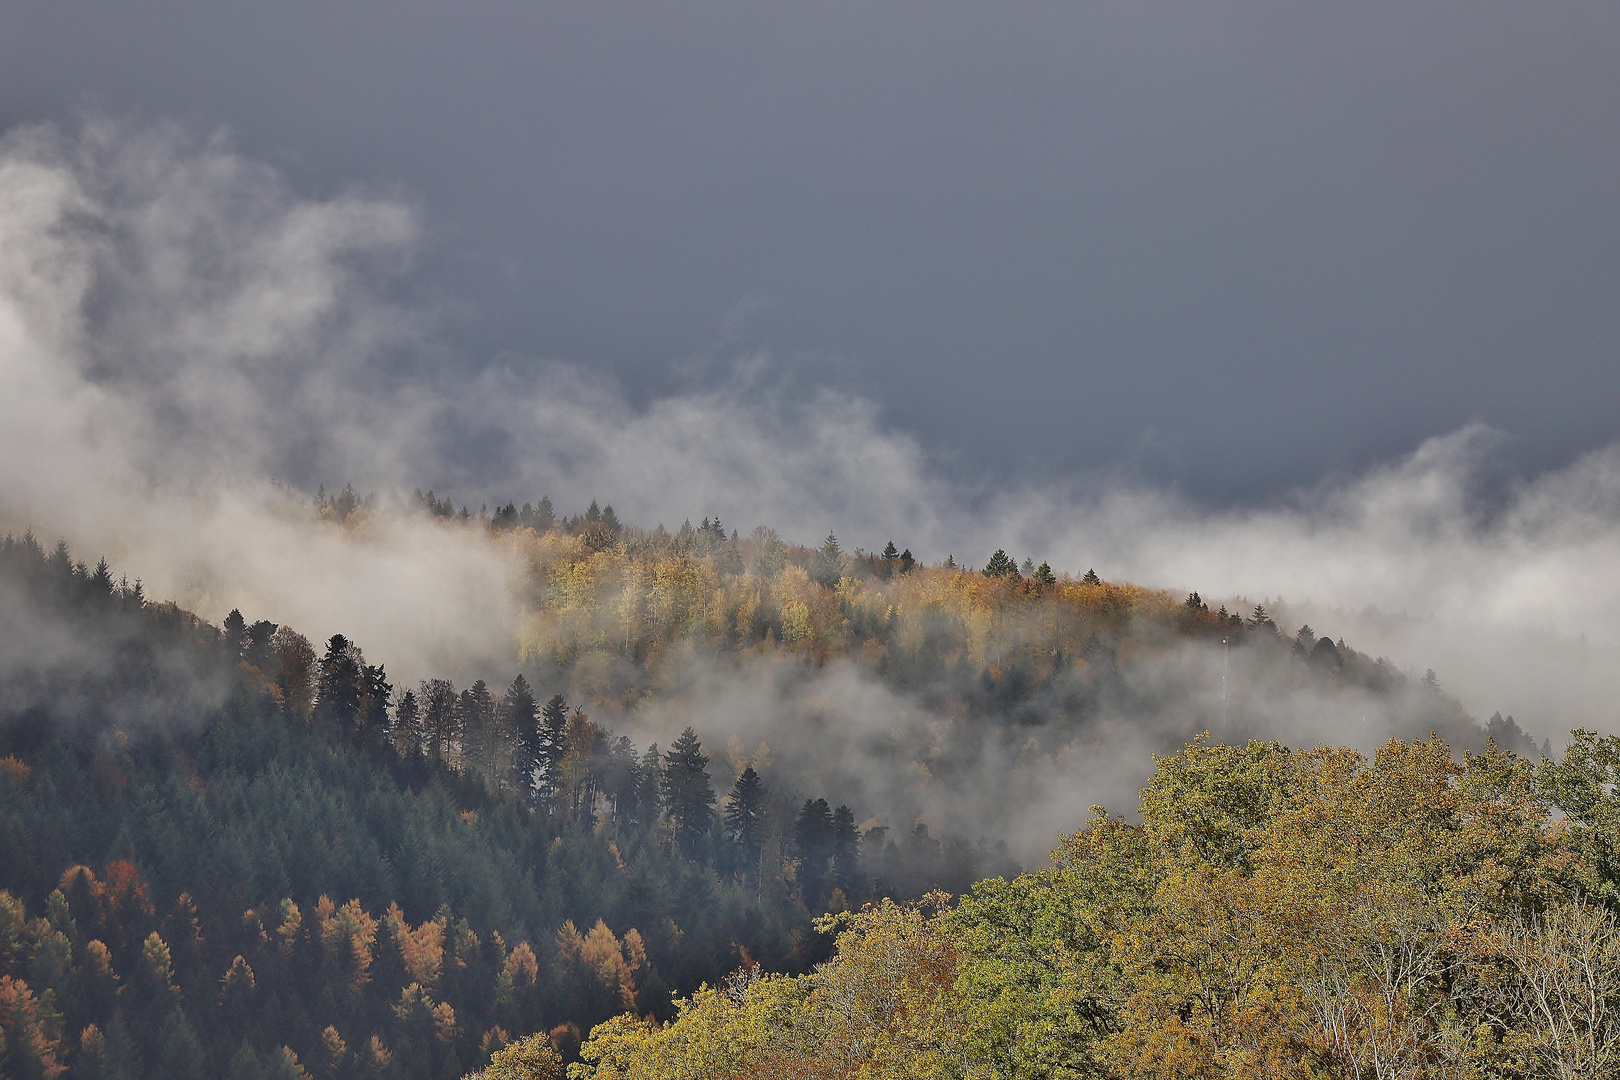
[[662, 728, 716, 858], [1081, 568, 1101, 585], [1034, 561, 1056, 587]]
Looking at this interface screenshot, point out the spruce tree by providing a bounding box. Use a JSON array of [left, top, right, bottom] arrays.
[[504, 675, 540, 799], [830, 804, 861, 894], [723, 767, 768, 875], [419, 678, 459, 769], [314, 634, 364, 731], [662, 728, 716, 858], [539, 693, 570, 812], [391, 688, 422, 761], [810, 533, 843, 587], [982, 550, 1019, 579], [795, 798, 835, 905]]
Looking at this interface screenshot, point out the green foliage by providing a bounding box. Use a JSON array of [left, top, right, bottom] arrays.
[[575, 732, 1618, 1080], [982, 549, 1019, 579]]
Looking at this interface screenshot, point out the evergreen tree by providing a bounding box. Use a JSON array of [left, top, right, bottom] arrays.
[[315, 634, 365, 730], [458, 680, 501, 785], [1034, 561, 1056, 586], [899, 548, 915, 574], [226, 1042, 267, 1080], [156, 1006, 206, 1080], [795, 798, 835, 905], [419, 678, 459, 768], [1081, 568, 1101, 585], [662, 728, 716, 858], [810, 533, 843, 588], [391, 688, 422, 761], [558, 709, 608, 825], [982, 550, 1019, 579], [223, 609, 246, 653], [636, 744, 663, 825], [830, 804, 861, 894], [723, 767, 768, 876], [538, 693, 570, 812], [1292, 625, 1315, 658], [358, 663, 392, 743], [503, 675, 540, 799]]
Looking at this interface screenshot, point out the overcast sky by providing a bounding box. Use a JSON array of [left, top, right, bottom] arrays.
[[2, 1, 1617, 501]]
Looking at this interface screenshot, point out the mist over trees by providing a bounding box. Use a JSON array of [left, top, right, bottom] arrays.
[[0, 498, 1567, 1078]]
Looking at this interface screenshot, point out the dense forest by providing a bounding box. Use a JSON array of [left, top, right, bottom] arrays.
[[0, 493, 1561, 1079], [572, 731, 1620, 1079]]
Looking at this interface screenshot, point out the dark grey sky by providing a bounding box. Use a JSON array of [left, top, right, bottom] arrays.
[[3, 1, 1617, 499]]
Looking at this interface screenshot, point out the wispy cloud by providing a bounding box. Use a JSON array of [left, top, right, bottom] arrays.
[[3, 119, 1617, 854]]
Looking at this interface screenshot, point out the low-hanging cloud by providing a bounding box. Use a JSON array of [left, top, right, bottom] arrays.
[[3, 118, 1619, 857]]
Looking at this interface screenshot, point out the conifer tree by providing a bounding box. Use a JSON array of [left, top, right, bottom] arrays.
[[315, 634, 364, 732], [810, 533, 843, 588], [391, 688, 422, 761], [223, 609, 247, 654], [538, 694, 570, 812], [723, 767, 768, 876], [636, 745, 663, 825], [982, 550, 1019, 579], [830, 804, 861, 894], [662, 728, 716, 858], [419, 679, 459, 769], [1081, 568, 1101, 585], [795, 798, 835, 905], [503, 675, 540, 799]]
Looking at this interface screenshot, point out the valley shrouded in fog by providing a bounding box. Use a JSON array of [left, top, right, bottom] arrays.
[[2, 5, 1619, 1078]]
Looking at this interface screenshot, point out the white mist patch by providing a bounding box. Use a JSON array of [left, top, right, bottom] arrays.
[[0, 120, 517, 681], [2, 116, 1617, 840]]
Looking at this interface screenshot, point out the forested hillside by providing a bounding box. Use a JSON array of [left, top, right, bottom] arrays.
[[570, 731, 1620, 1079], [0, 496, 1550, 1079]]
